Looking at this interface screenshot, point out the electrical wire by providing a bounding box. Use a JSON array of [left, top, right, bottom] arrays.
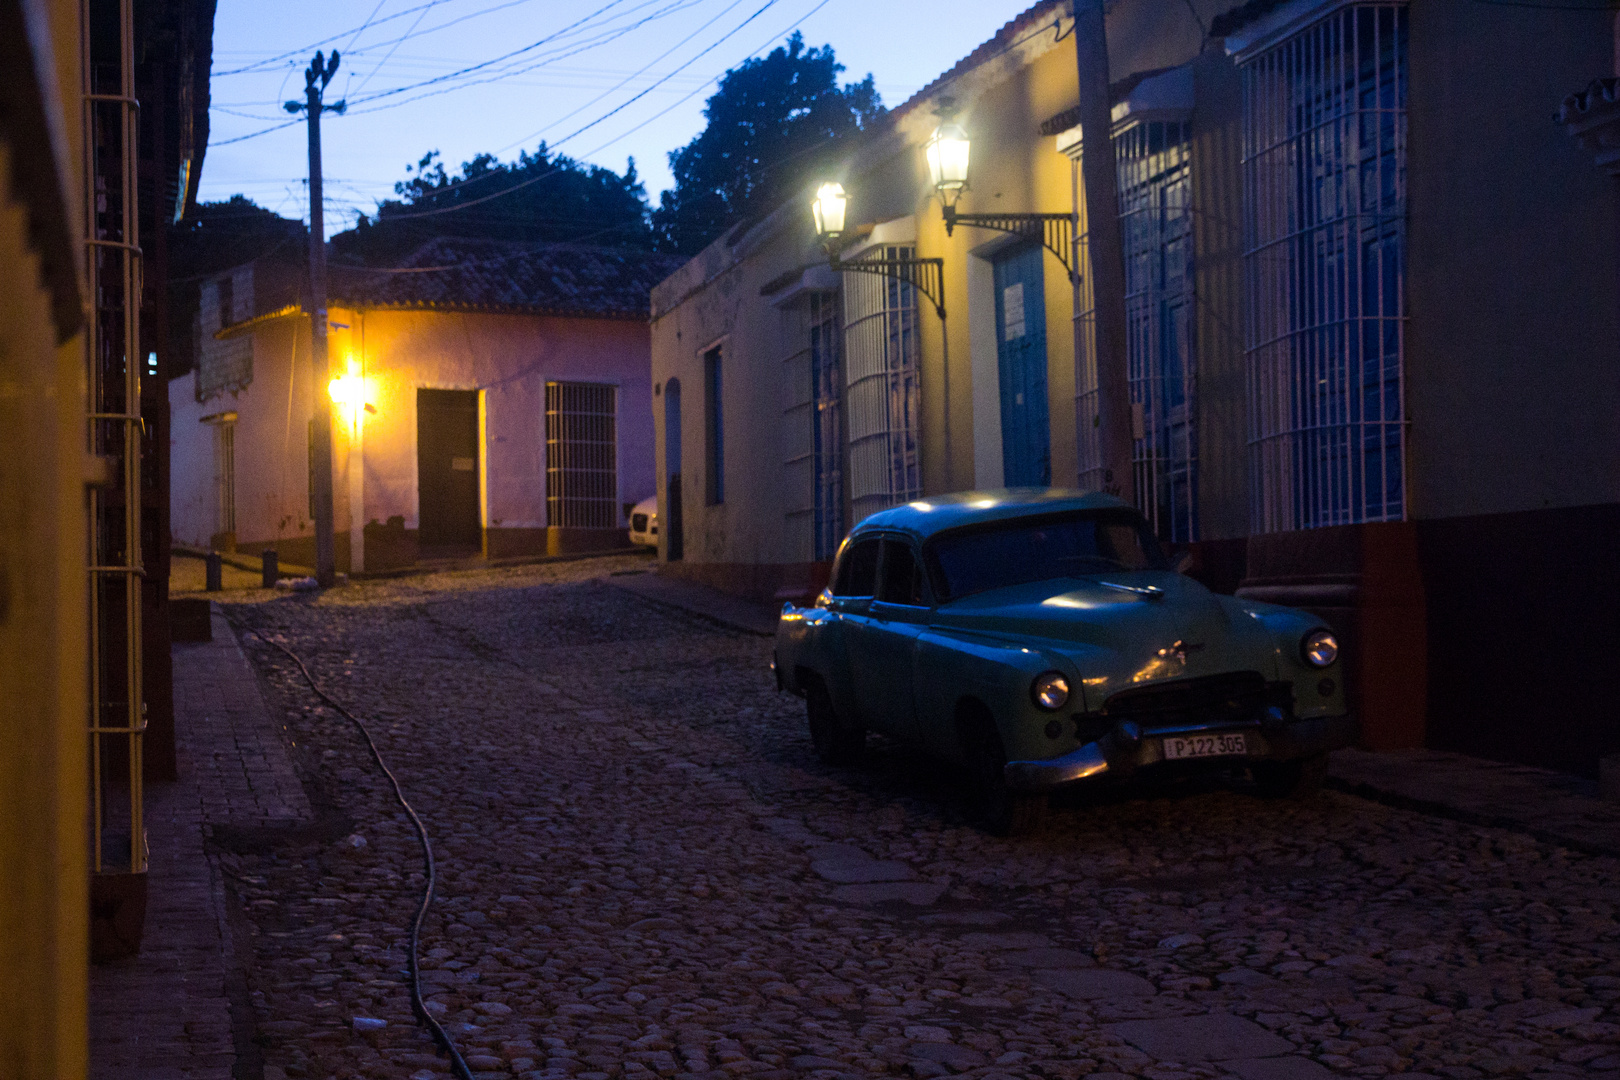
[[372, 0, 795, 222], [490, 0, 753, 154], [339, 0, 639, 109], [229, 617, 475, 1080], [213, 0, 468, 76], [339, 0, 714, 115]]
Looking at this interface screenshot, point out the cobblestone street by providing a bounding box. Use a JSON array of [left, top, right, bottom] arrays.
[[215, 559, 1620, 1080]]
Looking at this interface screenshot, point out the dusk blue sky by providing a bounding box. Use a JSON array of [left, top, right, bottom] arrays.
[[200, 0, 1030, 237]]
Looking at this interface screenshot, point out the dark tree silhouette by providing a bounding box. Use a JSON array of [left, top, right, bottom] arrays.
[[652, 33, 884, 255], [332, 145, 653, 267]]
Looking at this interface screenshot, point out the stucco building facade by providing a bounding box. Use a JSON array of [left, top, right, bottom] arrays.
[[172, 239, 681, 571], [650, 0, 1620, 773]]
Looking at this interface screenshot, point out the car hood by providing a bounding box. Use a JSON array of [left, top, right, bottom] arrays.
[[930, 574, 1277, 703]]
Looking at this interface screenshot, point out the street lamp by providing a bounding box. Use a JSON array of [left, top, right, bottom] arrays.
[[810, 178, 945, 318], [924, 121, 970, 211], [926, 114, 1076, 283], [810, 182, 847, 242]]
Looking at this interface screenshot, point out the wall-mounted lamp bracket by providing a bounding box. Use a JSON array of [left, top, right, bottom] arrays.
[[825, 249, 946, 319], [941, 207, 1077, 284]]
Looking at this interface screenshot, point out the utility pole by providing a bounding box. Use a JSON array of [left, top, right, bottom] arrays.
[[286, 52, 345, 585], [1072, 0, 1134, 503]]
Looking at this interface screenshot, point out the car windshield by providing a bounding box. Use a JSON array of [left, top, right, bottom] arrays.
[[925, 510, 1169, 601]]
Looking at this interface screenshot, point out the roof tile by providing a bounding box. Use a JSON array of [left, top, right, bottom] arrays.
[[330, 238, 686, 320]]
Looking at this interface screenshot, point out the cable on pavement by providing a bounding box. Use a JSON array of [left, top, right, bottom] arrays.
[[227, 615, 474, 1080]]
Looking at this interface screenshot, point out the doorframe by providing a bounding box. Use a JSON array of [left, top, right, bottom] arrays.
[[967, 232, 1027, 489]]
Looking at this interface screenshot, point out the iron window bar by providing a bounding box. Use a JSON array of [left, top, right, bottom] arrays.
[[941, 207, 1078, 284], [83, 0, 145, 877]]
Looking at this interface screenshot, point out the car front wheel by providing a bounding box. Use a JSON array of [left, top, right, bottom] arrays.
[[962, 705, 1046, 837], [1251, 751, 1329, 799], [806, 678, 864, 766]]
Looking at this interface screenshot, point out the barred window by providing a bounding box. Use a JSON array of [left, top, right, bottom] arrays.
[[1119, 119, 1198, 542], [1242, 4, 1408, 532], [545, 381, 617, 529], [782, 292, 845, 562], [214, 420, 235, 535], [704, 346, 724, 506], [842, 245, 921, 522]]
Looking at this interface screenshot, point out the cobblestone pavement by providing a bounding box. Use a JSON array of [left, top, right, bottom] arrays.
[[216, 559, 1620, 1080]]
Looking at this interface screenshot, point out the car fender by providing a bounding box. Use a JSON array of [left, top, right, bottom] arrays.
[[913, 627, 1085, 762], [775, 601, 863, 718]]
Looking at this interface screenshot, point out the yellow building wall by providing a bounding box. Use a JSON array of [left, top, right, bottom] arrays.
[[0, 44, 90, 1080]]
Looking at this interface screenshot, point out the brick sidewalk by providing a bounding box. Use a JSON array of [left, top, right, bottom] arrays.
[[90, 607, 310, 1078], [1329, 747, 1620, 857]]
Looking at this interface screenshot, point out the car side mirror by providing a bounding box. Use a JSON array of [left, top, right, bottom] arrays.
[[1171, 550, 1194, 575]]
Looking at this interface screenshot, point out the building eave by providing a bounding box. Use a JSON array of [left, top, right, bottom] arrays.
[[214, 299, 651, 339]]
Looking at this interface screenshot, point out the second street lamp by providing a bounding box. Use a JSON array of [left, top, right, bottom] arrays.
[[924, 120, 970, 210], [926, 118, 1077, 285], [810, 180, 945, 319]]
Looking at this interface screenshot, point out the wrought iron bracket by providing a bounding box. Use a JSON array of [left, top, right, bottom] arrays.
[[827, 253, 946, 319], [941, 207, 1076, 283]]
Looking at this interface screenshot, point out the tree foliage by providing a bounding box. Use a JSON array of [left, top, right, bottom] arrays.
[[652, 33, 884, 256], [331, 145, 652, 266]]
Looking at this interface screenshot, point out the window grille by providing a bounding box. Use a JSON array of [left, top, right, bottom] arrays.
[[1242, 4, 1408, 532], [782, 293, 845, 562], [1118, 120, 1198, 542], [704, 346, 724, 505], [213, 421, 236, 536], [842, 245, 921, 523], [545, 381, 618, 529]]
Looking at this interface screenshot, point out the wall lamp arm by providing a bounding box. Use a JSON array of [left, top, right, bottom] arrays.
[[941, 206, 1078, 284]]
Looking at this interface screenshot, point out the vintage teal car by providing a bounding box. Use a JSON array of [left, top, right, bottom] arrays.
[[774, 490, 1355, 834]]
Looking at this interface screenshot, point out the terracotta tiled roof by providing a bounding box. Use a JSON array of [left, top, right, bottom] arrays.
[[890, 0, 1070, 120], [329, 238, 687, 321]]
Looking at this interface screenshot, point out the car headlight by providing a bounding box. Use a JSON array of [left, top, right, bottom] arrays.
[[1031, 671, 1070, 711], [1301, 629, 1339, 668]]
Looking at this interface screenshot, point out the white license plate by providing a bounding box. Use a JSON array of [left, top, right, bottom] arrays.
[[1161, 732, 1249, 760]]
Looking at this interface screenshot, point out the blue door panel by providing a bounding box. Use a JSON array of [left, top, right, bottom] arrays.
[[993, 245, 1051, 486]]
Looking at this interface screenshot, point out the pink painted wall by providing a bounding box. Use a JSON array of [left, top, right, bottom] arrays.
[[170, 306, 655, 551]]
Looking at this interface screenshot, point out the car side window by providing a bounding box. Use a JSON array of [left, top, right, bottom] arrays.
[[832, 538, 880, 597], [877, 540, 926, 606]]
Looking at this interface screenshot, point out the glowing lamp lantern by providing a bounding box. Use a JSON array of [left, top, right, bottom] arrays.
[[925, 121, 970, 209], [811, 181, 847, 241]]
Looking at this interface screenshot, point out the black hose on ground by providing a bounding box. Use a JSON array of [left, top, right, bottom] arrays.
[[228, 616, 474, 1080]]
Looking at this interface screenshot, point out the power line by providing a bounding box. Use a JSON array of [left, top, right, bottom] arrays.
[[338, 0, 643, 108], [212, 0, 467, 75], [371, 0, 782, 221], [374, 0, 829, 223], [491, 0, 753, 154], [341, 0, 713, 114]]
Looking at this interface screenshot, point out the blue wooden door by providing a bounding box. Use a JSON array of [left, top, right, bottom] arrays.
[[993, 245, 1051, 486]]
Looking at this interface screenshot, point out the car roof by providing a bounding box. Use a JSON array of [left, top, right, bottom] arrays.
[[850, 488, 1132, 543]]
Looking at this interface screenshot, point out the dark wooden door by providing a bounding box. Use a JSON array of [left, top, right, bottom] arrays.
[[416, 389, 481, 550]]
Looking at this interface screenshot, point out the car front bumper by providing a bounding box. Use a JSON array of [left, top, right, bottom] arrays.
[[1003, 713, 1358, 793]]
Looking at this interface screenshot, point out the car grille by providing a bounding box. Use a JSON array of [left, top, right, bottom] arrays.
[[1100, 671, 1271, 731], [631, 513, 649, 531]]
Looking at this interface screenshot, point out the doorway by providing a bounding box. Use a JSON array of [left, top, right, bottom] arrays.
[[663, 378, 683, 561], [416, 388, 481, 553], [993, 244, 1051, 486]]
